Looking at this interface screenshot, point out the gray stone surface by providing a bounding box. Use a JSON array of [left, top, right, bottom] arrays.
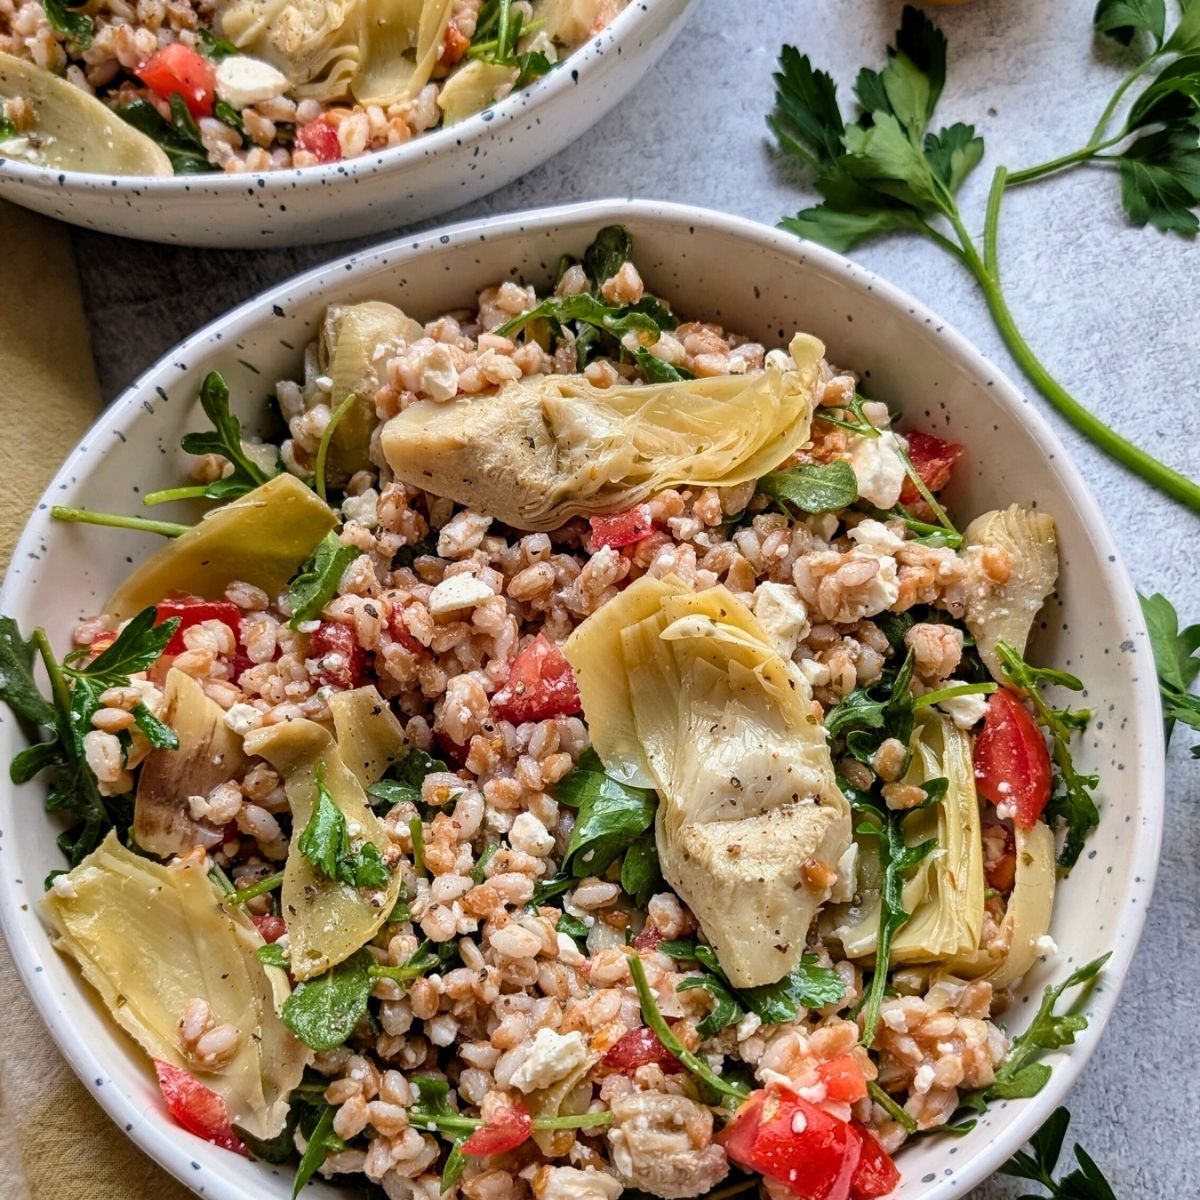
[[69, 0, 1199, 1193]]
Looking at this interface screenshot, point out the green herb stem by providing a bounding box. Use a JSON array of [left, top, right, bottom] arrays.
[[314, 392, 358, 503], [913, 681, 997, 709], [627, 955, 748, 1102], [413, 1110, 613, 1136], [208, 863, 237, 896], [948, 170, 1200, 513], [50, 506, 190, 538], [142, 485, 213, 506], [868, 1081, 918, 1134], [31, 629, 73, 722], [226, 871, 285, 905], [1004, 133, 1127, 186], [409, 816, 427, 876]]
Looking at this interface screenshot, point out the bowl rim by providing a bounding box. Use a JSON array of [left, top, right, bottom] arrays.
[[0, 198, 1165, 1200], [0, 0, 686, 194]]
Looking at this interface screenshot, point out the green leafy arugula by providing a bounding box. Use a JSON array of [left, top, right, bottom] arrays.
[[995, 642, 1100, 869], [297, 765, 391, 889], [1000, 1105, 1119, 1199], [0, 116, 16, 140], [290, 1102, 343, 1197], [769, 4, 1200, 514], [198, 25, 239, 61], [287, 533, 357, 628], [1138, 591, 1200, 756], [469, 0, 553, 89], [824, 647, 917, 766], [366, 746, 450, 810], [756, 460, 859, 516], [178, 371, 275, 496], [2, 609, 179, 868], [43, 0, 93, 47], [115, 95, 212, 175]]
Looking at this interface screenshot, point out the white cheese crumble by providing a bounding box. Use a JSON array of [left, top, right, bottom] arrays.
[[798, 658, 831, 688], [428, 574, 495, 616], [848, 518, 906, 555], [534, 1167, 622, 1200], [416, 342, 459, 402], [830, 841, 859, 903], [752, 582, 811, 658], [735, 1012, 763, 1042], [847, 430, 908, 509], [215, 56, 291, 110], [1034, 935, 1058, 956], [913, 1063, 936, 1094], [223, 702, 263, 737], [509, 1028, 589, 1094], [50, 873, 77, 899], [936, 682, 991, 730]]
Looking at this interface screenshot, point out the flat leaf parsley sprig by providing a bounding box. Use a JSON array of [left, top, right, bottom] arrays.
[[769, 4, 1200, 513]]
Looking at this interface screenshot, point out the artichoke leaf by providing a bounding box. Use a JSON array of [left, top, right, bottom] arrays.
[[243, 719, 401, 980], [533, 0, 607, 44], [945, 820, 1056, 987], [329, 684, 408, 788], [134, 668, 249, 858], [832, 714, 984, 964], [0, 52, 172, 175], [528, 1053, 597, 1156], [565, 576, 851, 989], [962, 505, 1058, 683], [437, 59, 517, 125], [381, 334, 825, 532], [105, 474, 335, 620], [42, 832, 308, 1138], [315, 301, 425, 478]]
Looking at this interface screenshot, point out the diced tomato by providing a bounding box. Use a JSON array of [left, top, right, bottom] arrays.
[[460, 1103, 533, 1156], [973, 689, 1052, 826], [631, 925, 665, 951], [135, 44, 216, 118], [848, 1125, 900, 1199], [440, 22, 471, 66], [898, 430, 963, 505], [152, 1060, 247, 1155], [603, 1025, 684, 1074], [589, 504, 654, 550], [491, 634, 582, 725], [296, 119, 342, 164], [251, 914, 287, 943], [816, 1055, 868, 1105], [309, 621, 366, 690], [388, 606, 425, 656], [434, 730, 470, 768], [155, 597, 242, 656], [720, 1088, 862, 1200]]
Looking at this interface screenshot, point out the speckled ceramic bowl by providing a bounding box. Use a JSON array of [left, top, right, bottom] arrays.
[[0, 2, 694, 247], [0, 200, 1163, 1200]]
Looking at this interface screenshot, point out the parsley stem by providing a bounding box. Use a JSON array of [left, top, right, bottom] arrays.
[[913, 681, 997, 709], [868, 1081, 918, 1134], [950, 169, 1200, 513], [225, 870, 284, 905], [142, 484, 212, 506], [627, 955, 748, 1102], [51, 506, 189, 538], [1003, 133, 1126, 186], [314, 392, 358, 504]]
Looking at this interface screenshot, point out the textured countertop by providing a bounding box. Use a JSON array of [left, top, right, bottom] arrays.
[[68, 0, 1199, 1194]]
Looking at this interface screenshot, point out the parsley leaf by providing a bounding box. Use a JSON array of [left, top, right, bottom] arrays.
[[756, 460, 859, 516], [1094, 0, 1167, 47], [287, 532, 356, 628], [825, 648, 917, 765], [178, 371, 275, 495], [280, 949, 374, 1051], [1117, 125, 1200, 235], [583, 225, 634, 289], [366, 746, 450, 809], [297, 765, 393, 888], [1138, 591, 1200, 755], [257, 943, 289, 969], [1001, 1105, 1119, 1199], [198, 26, 239, 60], [43, 0, 92, 47], [115, 95, 211, 175]]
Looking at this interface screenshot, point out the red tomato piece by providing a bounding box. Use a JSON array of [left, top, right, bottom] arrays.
[[434, 729, 470, 768], [135, 45, 216, 117], [589, 504, 654, 550], [152, 1060, 247, 1155], [296, 120, 342, 164], [309, 621, 366, 690], [848, 1125, 900, 1199], [631, 925, 665, 951], [388, 607, 425, 656], [898, 430, 964, 505], [973, 689, 1052, 826], [603, 1025, 684, 1074], [720, 1089, 862, 1200], [155, 597, 242, 656], [440, 22, 471, 66], [251, 914, 287, 943], [460, 1104, 533, 1156], [816, 1055, 868, 1105], [491, 634, 582, 725]]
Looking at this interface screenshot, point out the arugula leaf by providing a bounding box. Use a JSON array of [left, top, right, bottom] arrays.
[[81, 607, 178, 683], [0, 617, 57, 728], [441, 1136, 469, 1193], [367, 746, 450, 809], [583, 225, 634, 289], [288, 532, 356, 628], [633, 348, 695, 383], [0, 116, 16, 140], [43, 0, 92, 47], [559, 753, 657, 880], [757, 460, 858, 516], [291, 1103, 341, 1197], [198, 25, 239, 60], [827, 649, 917, 766], [996, 642, 1100, 868], [740, 956, 846, 1022], [257, 943, 289, 969], [496, 291, 664, 344], [469, 0, 556, 92], [513, 50, 553, 88], [115, 96, 211, 175], [619, 827, 662, 909], [297, 765, 393, 888], [236, 1099, 301, 1164], [555, 912, 589, 942], [530, 871, 574, 906], [678, 972, 746, 1039], [213, 99, 247, 143], [132, 702, 179, 750], [179, 372, 275, 495], [393, 535, 438, 568], [281, 950, 374, 1051]]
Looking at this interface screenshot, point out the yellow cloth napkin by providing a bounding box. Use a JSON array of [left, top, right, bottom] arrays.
[[0, 200, 193, 1200]]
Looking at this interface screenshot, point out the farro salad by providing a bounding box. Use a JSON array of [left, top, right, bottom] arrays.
[[0, 0, 626, 174], [2, 227, 1109, 1200]]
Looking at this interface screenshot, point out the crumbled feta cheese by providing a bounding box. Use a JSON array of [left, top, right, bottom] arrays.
[[534, 1167, 622, 1200], [510, 1028, 589, 1094], [509, 811, 555, 857], [417, 342, 459, 402], [798, 658, 831, 688], [752, 581, 810, 658], [830, 842, 858, 903], [428, 574, 495, 616], [341, 488, 379, 530], [214, 56, 290, 110], [880, 1006, 908, 1033], [808, 511, 840, 543], [790, 1109, 808, 1134], [795, 1081, 827, 1104], [936, 682, 990, 730], [50, 873, 77, 899], [913, 1063, 936, 1094], [995, 801, 1017, 821], [853, 551, 900, 615], [736, 1012, 763, 1042], [1034, 935, 1058, 956], [847, 430, 908, 509], [555, 932, 586, 966], [224, 703, 263, 737], [848, 518, 906, 555]]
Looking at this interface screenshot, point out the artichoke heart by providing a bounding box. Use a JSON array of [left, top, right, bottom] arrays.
[[831, 713, 985, 965], [244, 719, 402, 980], [134, 668, 249, 858], [437, 59, 518, 125], [42, 832, 307, 1138], [380, 333, 825, 532], [962, 504, 1058, 683], [328, 683, 408, 787], [216, 0, 453, 105], [564, 576, 851, 989], [301, 301, 424, 479], [105, 473, 335, 620], [0, 52, 172, 175]]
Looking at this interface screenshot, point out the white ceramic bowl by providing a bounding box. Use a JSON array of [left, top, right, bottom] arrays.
[[0, 200, 1163, 1200], [0, 3, 694, 247]]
